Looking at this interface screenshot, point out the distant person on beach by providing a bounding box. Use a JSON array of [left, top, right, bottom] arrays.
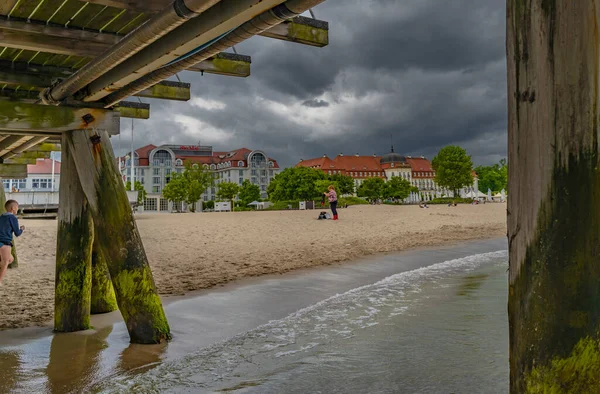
[[324, 185, 338, 220], [0, 200, 24, 285]]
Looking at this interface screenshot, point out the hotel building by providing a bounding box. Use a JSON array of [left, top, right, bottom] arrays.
[[119, 144, 280, 212], [296, 147, 478, 201]]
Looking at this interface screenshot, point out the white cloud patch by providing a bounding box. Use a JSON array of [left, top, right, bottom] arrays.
[[190, 97, 227, 111], [173, 114, 233, 143]]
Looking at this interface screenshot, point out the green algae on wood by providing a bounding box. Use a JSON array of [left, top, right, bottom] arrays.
[[506, 0, 600, 392], [91, 239, 118, 314], [65, 129, 170, 344], [54, 137, 94, 332], [525, 336, 600, 393]]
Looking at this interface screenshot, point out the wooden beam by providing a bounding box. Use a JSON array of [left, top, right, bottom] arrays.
[[186, 52, 250, 77], [507, 1, 600, 392], [259, 16, 329, 47], [80, 0, 165, 12], [0, 101, 119, 134], [0, 135, 30, 154], [0, 1, 19, 15], [0, 28, 107, 57], [65, 128, 171, 343], [134, 80, 190, 101], [0, 136, 47, 159], [0, 163, 27, 178], [115, 101, 149, 119]]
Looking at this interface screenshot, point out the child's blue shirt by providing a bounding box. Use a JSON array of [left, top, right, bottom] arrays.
[[0, 212, 22, 244]]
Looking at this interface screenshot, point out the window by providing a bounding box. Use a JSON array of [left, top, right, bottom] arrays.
[[153, 177, 161, 184], [165, 169, 172, 176], [153, 168, 160, 175], [159, 198, 169, 211], [269, 170, 273, 176], [261, 177, 267, 184], [268, 161, 274, 168], [250, 152, 267, 168], [144, 197, 157, 211], [238, 161, 244, 167], [3, 180, 9, 191], [32, 178, 52, 190], [260, 170, 267, 177], [239, 170, 244, 176], [251, 169, 257, 176], [239, 178, 244, 185], [261, 185, 266, 191], [152, 186, 161, 193], [15, 179, 26, 189], [153, 159, 160, 166], [176, 159, 183, 166], [251, 177, 257, 184], [210, 164, 216, 170]]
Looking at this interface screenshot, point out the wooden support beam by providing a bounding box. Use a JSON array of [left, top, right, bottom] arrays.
[[54, 135, 93, 332], [0, 28, 108, 57], [91, 240, 118, 314], [115, 101, 150, 119], [65, 128, 170, 344], [134, 80, 190, 101], [186, 52, 251, 77], [507, 1, 600, 392], [80, 0, 165, 11], [0, 101, 119, 134], [259, 16, 329, 47], [0, 135, 30, 154], [0, 136, 48, 160], [0, 163, 27, 178]]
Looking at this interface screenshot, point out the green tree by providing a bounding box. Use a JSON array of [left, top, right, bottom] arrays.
[[268, 167, 327, 201], [162, 175, 187, 211], [217, 182, 240, 210], [431, 145, 474, 197], [125, 180, 147, 204], [329, 174, 355, 195], [162, 161, 213, 212], [475, 158, 508, 193], [238, 180, 261, 207], [382, 176, 413, 201], [357, 177, 386, 200]]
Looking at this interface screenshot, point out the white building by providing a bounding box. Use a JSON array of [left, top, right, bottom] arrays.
[[119, 144, 281, 212], [2, 157, 60, 193]]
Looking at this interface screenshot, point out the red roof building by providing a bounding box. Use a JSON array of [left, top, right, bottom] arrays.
[[297, 148, 478, 201], [119, 144, 280, 209]]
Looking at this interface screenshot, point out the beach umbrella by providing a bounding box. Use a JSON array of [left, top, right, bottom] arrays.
[[487, 188, 492, 201]]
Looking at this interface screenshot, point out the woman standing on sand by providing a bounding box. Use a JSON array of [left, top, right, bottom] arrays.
[[324, 185, 338, 220]]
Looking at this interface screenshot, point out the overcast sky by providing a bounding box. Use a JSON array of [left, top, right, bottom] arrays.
[[113, 0, 507, 168]]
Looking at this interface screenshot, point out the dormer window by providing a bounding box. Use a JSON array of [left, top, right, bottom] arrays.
[[238, 161, 244, 167], [175, 159, 183, 166]]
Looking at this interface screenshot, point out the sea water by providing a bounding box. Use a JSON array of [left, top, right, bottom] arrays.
[[96, 250, 509, 393]]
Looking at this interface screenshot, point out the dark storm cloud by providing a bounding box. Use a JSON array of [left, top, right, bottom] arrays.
[[302, 99, 330, 108], [120, 0, 508, 168]]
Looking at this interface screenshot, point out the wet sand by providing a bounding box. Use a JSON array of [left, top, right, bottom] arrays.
[[0, 204, 506, 330], [0, 238, 507, 394]]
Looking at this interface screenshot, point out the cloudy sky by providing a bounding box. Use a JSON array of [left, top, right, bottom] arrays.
[[114, 0, 507, 168]]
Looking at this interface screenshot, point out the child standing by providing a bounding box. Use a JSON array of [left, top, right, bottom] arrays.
[[324, 185, 339, 220], [0, 200, 24, 285]]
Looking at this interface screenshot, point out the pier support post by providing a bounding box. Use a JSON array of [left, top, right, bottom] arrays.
[[54, 135, 93, 332], [507, 1, 600, 392], [65, 128, 170, 344], [91, 239, 118, 314], [0, 187, 19, 268]]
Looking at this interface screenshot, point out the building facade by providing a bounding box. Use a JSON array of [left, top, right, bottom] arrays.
[[296, 147, 478, 201], [119, 144, 280, 212], [2, 158, 61, 193]]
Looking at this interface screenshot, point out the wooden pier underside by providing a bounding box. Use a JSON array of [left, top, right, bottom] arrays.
[[0, 0, 329, 343]]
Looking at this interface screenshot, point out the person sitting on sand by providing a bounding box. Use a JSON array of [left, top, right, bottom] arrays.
[[324, 185, 338, 220], [0, 200, 24, 285]]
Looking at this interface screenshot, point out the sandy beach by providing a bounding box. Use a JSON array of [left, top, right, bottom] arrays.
[[0, 204, 506, 330]]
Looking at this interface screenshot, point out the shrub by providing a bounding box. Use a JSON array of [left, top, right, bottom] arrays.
[[428, 197, 474, 205], [203, 200, 214, 210], [338, 196, 369, 206]]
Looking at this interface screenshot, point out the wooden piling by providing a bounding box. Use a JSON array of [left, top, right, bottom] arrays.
[[507, 1, 600, 392], [65, 128, 170, 344], [91, 239, 118, 314], [0, 187, 19, 268], [54, 136, 93, 332]]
